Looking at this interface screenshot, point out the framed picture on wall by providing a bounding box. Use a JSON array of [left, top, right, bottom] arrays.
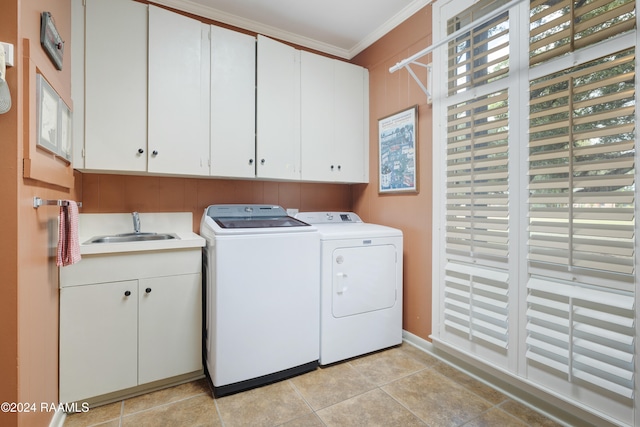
[[378, 105, 418, 193], [36, 73, 73, 163], [36, 74, 59, 155]]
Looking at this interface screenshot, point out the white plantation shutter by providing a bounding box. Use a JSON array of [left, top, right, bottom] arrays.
[[528, 49, 636, 286], [444, 262, 509, 349], [530, 0, 636, 66], [446, 90, 510, 264], [435, 0, 637, 423], [442, 0, 512, 364], [526, 277, 635, 398], [447, 7, 509, 95]]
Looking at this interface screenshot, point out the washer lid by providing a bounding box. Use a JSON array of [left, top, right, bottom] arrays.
[[205, 204, 311, 229]]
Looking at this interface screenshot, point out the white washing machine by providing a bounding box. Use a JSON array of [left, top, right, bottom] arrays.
[[201, 205, 320, 397], [295, 212, 403, 365]]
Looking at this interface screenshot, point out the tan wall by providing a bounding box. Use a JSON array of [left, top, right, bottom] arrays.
[[352, 5, 433, 340], [0, 0, 20, 425], [1, 0, 78, 426], [79, 175, 353, 229], [1, 2, 433, 425]]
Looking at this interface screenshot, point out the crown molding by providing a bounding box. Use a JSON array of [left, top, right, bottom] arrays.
[[149, 0, 432, 59]]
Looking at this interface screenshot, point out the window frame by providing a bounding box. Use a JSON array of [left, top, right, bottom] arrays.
[[431, 0, 640, 424]]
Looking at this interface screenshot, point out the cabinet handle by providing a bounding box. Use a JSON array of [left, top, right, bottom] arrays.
[[138, 148, 144, 154], [249, 159, 254, 165], [152, 150, 159, 156], [337, 165, 342, 171], [330, 165, 334, 171], [145, 287, 152, 294], [124, 290, 131, 297], [260, 159, 265, 165]]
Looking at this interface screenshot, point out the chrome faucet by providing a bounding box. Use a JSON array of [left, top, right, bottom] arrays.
[[132, 212, 141, 233]]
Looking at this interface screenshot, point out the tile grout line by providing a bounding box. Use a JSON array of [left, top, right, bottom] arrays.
[[285, 379, 327, 426], [118, 391, 210, 421]]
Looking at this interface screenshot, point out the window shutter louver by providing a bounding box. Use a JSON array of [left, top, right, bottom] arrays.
[[530, 0, 636, 66], [448, 10, 509, 96], [526, 277, 635, 399], [446, 90, 510, 264], [528, 49, 636, 285], [444, 262, 510, 349]]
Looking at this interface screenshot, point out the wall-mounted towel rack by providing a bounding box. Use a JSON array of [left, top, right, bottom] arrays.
[[33, 197, 82, 209]]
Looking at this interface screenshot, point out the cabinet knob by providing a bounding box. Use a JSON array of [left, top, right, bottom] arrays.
[[337, 165, 342, 171], [138, 148, 144, 154], [152, 150, 159, 156], [145, 287, 152, 294], [124, 290, 131, 297], [330, 165, 334, 171], [260, 159, 265, 165], [249, 159, 254, 165]]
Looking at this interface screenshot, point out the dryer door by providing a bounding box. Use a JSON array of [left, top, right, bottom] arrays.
[[332, 244, 397, 318]]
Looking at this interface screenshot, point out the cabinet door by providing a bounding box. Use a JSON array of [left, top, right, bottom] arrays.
[[334, 61, 368, 183], [301, 51, 334, 182], [84, 0, 147, 172], [300, 52, 369, 183], [210, 26, 256, 178], [148, 6, 209, 176], [138, 274, 202, 384], [256, 35, 301, 180], [60, 281, 138, 403]]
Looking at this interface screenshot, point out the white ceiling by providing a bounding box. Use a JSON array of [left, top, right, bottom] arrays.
[[150, 0, 432, 59]]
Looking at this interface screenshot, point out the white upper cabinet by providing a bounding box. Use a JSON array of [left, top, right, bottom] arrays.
[[148, 6, 210, 176], [210, 26, 256, 179], [83, 0, 148, 172], [301, 52, 369, 183], [256, 35, 301, 180], [334, 60, 369, 183], [74, 4, 368, 183]]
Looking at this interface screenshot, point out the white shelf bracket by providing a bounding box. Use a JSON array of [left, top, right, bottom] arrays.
[[389, 0, 526, 103], [402, 61, 432, 104]]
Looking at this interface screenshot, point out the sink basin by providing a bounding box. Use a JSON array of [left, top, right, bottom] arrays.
[[85, 233, 178, 244]]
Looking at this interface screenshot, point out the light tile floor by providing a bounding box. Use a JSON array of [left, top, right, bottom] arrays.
[[63, 344, 562, 427]]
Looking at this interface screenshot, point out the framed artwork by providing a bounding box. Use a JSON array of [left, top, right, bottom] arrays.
[[378, 105, 418, 193], [36, 74, 59, 154], [36, 73, 72, 162], [58, 100, 72, 161]]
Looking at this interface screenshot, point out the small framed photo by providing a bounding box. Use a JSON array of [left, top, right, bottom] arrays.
[[36, 74, 73, 163], [58, 99, 72, 162], [378, 106, 418, 193], [36, 74, 59, 154]]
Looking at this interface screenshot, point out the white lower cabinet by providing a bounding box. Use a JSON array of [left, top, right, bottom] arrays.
[[138, 274, 202, 384], [59, 250, 202, 403], [60, 280, 139, 402]]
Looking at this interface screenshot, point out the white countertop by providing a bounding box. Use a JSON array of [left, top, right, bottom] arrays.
[[78, 212, 205, 255]]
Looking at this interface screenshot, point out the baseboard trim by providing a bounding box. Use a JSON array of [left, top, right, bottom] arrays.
[[402, 331, 625, 427], [48, 409, 65, 427]]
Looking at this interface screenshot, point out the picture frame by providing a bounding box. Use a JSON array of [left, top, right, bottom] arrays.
[[378, 105, 418, 193], [40, 12, 64, 70], [36, 73, 73, 163], [58, 99, 72, 161], [36, 74, 59, 155]]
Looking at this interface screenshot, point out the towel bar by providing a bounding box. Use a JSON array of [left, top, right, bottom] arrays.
[[33, 197, 82, 209]]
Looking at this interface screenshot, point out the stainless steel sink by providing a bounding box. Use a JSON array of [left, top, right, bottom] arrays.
[[85, 232, 178, 244]]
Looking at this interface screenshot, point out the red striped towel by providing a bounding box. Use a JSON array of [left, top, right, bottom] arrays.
[[56, 201, 81, 267]]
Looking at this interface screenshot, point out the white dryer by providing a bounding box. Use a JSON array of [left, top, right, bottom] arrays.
[[295, 212, 403, 365]]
